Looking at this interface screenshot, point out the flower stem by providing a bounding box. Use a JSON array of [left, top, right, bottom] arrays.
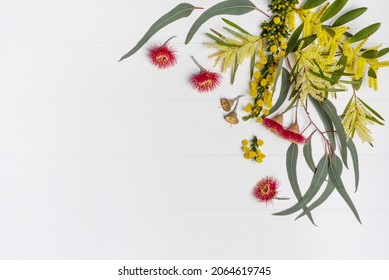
[[163, 36, 177, 45], [302, 103, 335, 155], [191, 56, 206, 72], [255, 7, 270, 18]]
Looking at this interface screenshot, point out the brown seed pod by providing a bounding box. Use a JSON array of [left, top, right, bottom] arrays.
[[220, 98, 234, 111], [224, 111, 239, 124]]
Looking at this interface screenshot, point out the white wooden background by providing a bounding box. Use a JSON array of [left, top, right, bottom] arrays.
[[0, 0, 388, 259]]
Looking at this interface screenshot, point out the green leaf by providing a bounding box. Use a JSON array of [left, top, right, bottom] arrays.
[[231, 56, 239, 84], [310, 98, 336, 149], [283, 93, 300, 113], [223, 26, 248, 40], [302, 0, 326, 10], [266, 67, 290, 117], [358, 98, 385, 121], [290, 34, 317, 53], [320, 0, 348, 23], [332, 7, 367, 27], [362, 50, 378, 59], [329, 155, 362, 223], [353, 78, 363, 91], [331, 55, 347, 84], [250, 53, 255, 80], [322, 100, 348, 168], [274, 155, 329, 217], [368, 68, 377, 79], [296, 154, 343, 220], [185, 0, 257, 44], [271, 58, 284, 94], [205, 32, 239, 47], [303, 136, 316, 173], [296, 179, 336, 220], [349, 23, 381, 44], [222, 18, 250, 34], [347, 139, 359, 192], [366, 116, 385, 125], [277, 144, 316, 225], [119, 3, 199, 62], [286, 22, 304, 54], [377, 47, 389, 58]]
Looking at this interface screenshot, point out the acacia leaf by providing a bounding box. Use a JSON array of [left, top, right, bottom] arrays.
[[358, 97, 385, 121], [320, 0, 348, 23], [286, 23, 304, 54], [185, 0, 257, 44], [332, 7, 367, 27], [349, 23, 381, 44], [302, 0, 326, 10], [119, 3, 199, 62], [377, 47, 389, 58]]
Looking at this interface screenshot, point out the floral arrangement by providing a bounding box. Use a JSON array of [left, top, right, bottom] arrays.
[[120, 0, 388, 225]]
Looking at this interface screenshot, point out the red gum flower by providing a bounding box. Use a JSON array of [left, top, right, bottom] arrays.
[[263, 115, 284, 136], [253, 176, 279, 203], [263, 115, 306, 145], [190, 56, 221, 93], [148, 36, 177, 69], [282, 123, 307, 144]]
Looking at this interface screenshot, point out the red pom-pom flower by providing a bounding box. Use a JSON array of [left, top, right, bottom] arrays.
[[190, 56, 221, 93], [147, 36, 177, 69], [253, 176, 279, 203], [263, 115, 306, 144], [263, 115, 284, 136]]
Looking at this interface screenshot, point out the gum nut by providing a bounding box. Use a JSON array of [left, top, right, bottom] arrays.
[[220, 98, 233, 111], [224, 112, 239, 124]]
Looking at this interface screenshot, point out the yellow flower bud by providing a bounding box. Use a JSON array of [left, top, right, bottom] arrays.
[[257, 139, 264, 146], [260, 79, 268, 87]]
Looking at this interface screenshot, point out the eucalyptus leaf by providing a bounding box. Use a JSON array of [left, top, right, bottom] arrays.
[[303, 136, 316, 173], [332, 7, 367, 27], [274, 155, 329, 216], [347, 139, 359, 192], [322, 100, 348, 168], [310, 98, 336, 149], [297, 154, 343, 220], [329, 155, 362, 223], [276, 143, 316, 225], [185, 0, 257, 44], [320, 0, 348, 23], [302, 0, 326, 10], [119, 3, 199, 62], [266, 67, 290, 117], [349, 23, 381, 44]]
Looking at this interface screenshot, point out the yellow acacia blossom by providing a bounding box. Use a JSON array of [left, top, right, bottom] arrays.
[[294, 43, 344, 102], [207, 33, 261, 72], [342, 99, 374, 143]]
